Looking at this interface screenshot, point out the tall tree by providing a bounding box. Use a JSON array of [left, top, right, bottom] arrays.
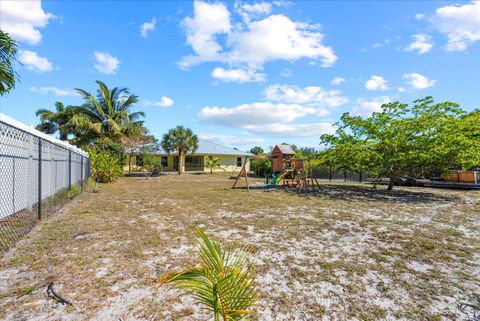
[[249, 146, 264, 155], [321, 97, 463, 190], [71, 80, 146, 147], [0, 30, 19, 96], [35, 102, 76, 140], [161, 126, 198, 175], [297, 147, 317, 160], [446, 109, 480, 170], [121, 134, 156, 173]]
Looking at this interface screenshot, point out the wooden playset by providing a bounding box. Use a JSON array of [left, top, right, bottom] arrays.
[[232, 144, 321, 192]]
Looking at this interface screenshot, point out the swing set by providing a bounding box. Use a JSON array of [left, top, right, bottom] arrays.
[[232, 144, 321, 192]]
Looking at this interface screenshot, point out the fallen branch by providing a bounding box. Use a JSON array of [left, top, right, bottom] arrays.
[[72, 231, 89, 238], [47, 282, 72, 305], [458, 295, 480, 321]]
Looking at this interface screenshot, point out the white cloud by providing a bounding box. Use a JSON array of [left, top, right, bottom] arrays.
[[199, 101, 334, 137], [264, 84, 348, 107], [280, 69, 292, 77], [415, 13, 425, 21], [0, 0, 54, 45], [398, 87, 406, 92], [199, 102, 316, 127], [144, 96, 174, 108], [404, 34, 433, 54], [180, 1, 337, 70], [352, 96, 391, 116], [331, 76, 346, 86], [180, 1, 232, 68], [211, 67, 265, 83], [243, 122, 335, 137], [234, 1, 272, 22], [94, 51, 120, 75], [372, 38, 392, 48], [432, 1, 480, 51], [30, 86, 79, 96], [228, 14, 337, 68], [18, 50, 53, 72], [365, 75, 389, 91], [140, 18, 156, 38], [199, 133, 265, 146], [403, 73, 436, 89]]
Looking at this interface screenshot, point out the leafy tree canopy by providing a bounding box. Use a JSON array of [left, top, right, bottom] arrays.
[[0, 30, 19, 96], [249, 146, 264, 155], [321, 97, 467, 190]]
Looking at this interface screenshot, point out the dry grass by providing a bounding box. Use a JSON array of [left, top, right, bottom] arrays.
[[0, 173, 479, 321]]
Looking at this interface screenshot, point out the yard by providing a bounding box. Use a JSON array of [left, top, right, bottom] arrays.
[[0, 174, 479, 321]]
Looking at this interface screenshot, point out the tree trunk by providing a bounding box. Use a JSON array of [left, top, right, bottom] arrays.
[[210, 168, 213, 174], [60, 131, 68, 141], [178, 151, 184, 175], [329, 166, 332, 181], [128, 154, 132, 173], [387, 167, 396, 191]]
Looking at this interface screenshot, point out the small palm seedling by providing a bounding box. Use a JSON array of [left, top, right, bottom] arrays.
[[205, 157, 223, 174], [158, 228, 258, 321]]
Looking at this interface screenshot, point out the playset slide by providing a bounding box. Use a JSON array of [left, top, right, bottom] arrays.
[[266, 169, 289, 186]]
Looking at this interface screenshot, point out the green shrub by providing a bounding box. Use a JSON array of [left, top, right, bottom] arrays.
[[68, 184, 80, 199], [88, 147, 123, 188], [251, 158, 272, 177], [85, 177, 97, 192], [140, 146, 162, 179]]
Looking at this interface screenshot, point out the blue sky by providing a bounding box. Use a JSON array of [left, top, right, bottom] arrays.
[[1, 0, 479, 151]]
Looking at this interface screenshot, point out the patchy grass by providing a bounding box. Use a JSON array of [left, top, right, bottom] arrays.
[[0, 174, 479, 320]]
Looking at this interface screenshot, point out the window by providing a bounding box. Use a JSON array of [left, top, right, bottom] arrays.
[[161, 156, 168, 167], [236, 157, 242, 167]]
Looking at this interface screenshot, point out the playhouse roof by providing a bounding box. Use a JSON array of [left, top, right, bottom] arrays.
[[130, 141, 252, 156], [275, 144, 296, 155]]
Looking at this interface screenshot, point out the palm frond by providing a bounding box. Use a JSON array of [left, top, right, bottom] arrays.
[[158, 228, 257, 321]]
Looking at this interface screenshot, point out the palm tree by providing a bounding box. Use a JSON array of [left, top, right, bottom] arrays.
[[71, 80, 146, 147], [36, 102, 76, 140], [158, 229, 257, 321], [0, 30, 19, 96], [161, 126, 198, 175], [205, 157, 222, 174]]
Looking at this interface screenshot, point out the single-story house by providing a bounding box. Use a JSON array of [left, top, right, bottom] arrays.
[[126, 141, 252, 173]]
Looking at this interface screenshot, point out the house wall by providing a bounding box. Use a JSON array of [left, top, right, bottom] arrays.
[[124, 153, 249, 173], [203, 155, 249, 173]]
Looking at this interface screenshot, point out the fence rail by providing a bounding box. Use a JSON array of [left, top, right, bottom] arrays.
[[0, 113, 89, 253]]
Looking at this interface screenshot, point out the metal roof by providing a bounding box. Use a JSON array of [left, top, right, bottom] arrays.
[[276, 144, 296, 155], [135, 141, 252, 156]]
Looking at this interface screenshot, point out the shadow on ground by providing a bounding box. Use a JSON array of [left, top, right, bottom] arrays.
[[232, 183, 461, 203], [304, 184, 460, 203]]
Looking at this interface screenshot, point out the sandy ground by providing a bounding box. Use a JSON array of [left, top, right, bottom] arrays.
[[0, 174, 479, 321]]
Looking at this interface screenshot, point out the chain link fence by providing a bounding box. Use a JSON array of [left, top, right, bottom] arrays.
[[312, 165, 372, 183], [0, 114, 89, 254]]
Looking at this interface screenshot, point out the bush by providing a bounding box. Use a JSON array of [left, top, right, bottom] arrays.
[[140, 147, 162, 179], [89, 148, 123, 187], [68, 184, 80, 199], [251, 158, 272, 177]]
